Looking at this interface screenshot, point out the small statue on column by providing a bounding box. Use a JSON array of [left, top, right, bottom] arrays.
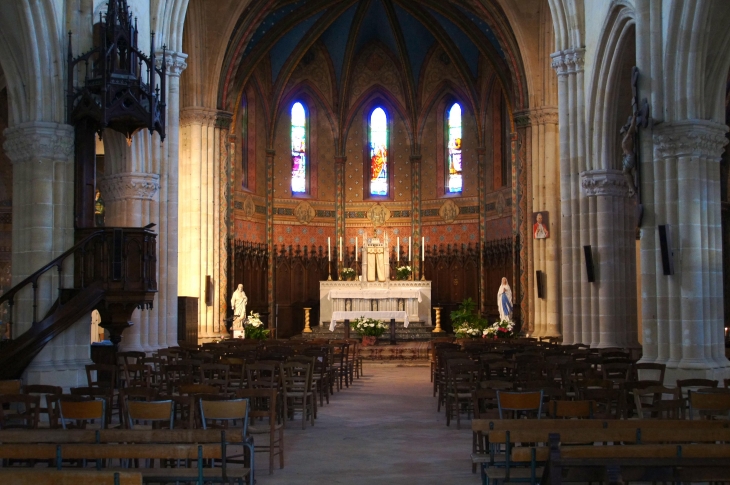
[[94, 190, 106, 227]]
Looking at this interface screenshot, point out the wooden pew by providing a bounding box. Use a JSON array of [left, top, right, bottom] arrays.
[[0, 469, 143, 485], [0, 442, 250, 485]]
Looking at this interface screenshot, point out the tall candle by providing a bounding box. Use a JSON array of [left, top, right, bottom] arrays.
[[409, 238, 412, 261], [397, 237, 400, 261], [355, 237, 358, 261], [339, 237, 343, 262], [328, 237, 331, 261], [421, 236, 425, 261]]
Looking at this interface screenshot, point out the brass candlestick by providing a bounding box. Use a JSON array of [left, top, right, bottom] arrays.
[[433, 306, 444, 333], [327, 261, 332, 281], [303, 307, 312, 333]]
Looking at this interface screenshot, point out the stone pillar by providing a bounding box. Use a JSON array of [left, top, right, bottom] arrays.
[[646, 121, 730, 380], [179, 107, 231, 342], [3, 121, 91, 388], [335, 156, 346, 276], [265, 149, 275, 325], [476, 147, 487, 314], [581, 170, 639, 348], [552, 48, 586, 345], [410, 155, 422, 279], [523, 108, 561, 338]]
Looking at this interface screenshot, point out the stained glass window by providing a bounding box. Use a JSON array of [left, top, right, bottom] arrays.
[[291, 102, 307, 194], [447, 103, 463, 193], [369, 107, 388, 196]]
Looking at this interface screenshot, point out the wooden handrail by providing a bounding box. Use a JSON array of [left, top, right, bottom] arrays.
[[0, 231, 103, 308]]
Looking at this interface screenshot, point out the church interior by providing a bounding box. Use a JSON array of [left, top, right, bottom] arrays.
[[1, 0, 730, 482]]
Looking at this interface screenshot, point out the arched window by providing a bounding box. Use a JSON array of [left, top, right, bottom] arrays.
[[446, 103, 463, 193], [241, 94, 249, 189], [369, 107, 389, 196], [291, 102, 308, 194]]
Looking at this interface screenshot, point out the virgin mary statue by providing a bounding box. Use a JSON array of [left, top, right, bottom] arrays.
[[497, 277, 513, 322]]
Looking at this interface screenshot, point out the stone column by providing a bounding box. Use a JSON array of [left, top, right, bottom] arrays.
[[648, 121, 729, 380], [410, 155, 422, 279], [581, 170, 639, 348], [265, 149, 275, 325], [101, 132, 161, 352], [552, 48, 587, 345], [3, 121, 91, 388], [334, 156, 346, 276], [476, 147, 487, 314], [179, 107, 230, 342]]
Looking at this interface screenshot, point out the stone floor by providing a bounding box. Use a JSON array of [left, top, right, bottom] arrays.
[[255, 362, 475, 485]]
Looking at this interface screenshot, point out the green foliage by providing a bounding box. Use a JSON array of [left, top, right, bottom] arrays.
[[450, 298, 488, 338]]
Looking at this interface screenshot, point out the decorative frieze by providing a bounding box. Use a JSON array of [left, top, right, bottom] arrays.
[[2, 122, 74, 164], [653, 120, 729, 160], [99, 172, 160, 202], [580, 170, 630, 198]]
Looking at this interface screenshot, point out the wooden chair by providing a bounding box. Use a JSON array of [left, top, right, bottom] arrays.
[[580, 387, 625, 419], [58, 397, 106, 429], [549, 399, 595, 419], [633, 386, 683, 419], [633, 362, 666, 385], [689, 390, 730, 420], [200, 363, 231, 393], [119, 387, 157, 429], [0, 469, 143, 485], [125, 400, 174, 429], [246, 362, 280, 390], [237, 388, 284, 474], [0, 379, 21, 395], [329, 341, 350, 391], [69, 386, 114, 426], [162, 363, 192, 394], [0, 394, 40, 429], [123, 363, 153, 388], [23, 384, 62, 428], [445, 360, 480, 428], [304, 346, 331, 406], [199, 398, 255, 484], [281, 361, 316, 429], [496, 390, 543, 419]]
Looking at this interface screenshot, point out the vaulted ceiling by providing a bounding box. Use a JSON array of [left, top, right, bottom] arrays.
[[216, 0, 527, 151]]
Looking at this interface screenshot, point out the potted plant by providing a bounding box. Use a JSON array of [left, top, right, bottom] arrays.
[[341, 267, 356, 281], [450, 298, 488, 338], [350, 317, 388, 346], [244, 311, 270, 340], [395, 265, 412, 280]]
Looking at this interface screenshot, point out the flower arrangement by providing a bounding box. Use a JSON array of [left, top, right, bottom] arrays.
[[483, 319, 515, 339], [341, 267, 356, 280], [451, 298, 488, 338], [244, 311, 270, 340], [350, 317, 388, 337], [396, 265, 412, 280]]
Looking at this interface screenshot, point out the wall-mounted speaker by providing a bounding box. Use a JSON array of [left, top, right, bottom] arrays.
[[536, 270, 545, 299], [658, 225, 674, 276], [205, 275, 213, 307], [584, 245, 596, 283]]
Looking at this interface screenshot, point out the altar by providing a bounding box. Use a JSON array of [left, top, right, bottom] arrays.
[[320, 235, 431, 326]]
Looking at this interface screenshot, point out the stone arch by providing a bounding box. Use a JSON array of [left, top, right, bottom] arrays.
[[586, 2, 636, 172]]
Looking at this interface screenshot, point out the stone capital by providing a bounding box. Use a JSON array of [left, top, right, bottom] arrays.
[[180, 107, 218, 127], [551, 48, 585, 76], [653, 120, 729, 160], [216, 111, 233, 130], [99, 172, 160, 202], [580, 169, 630, 198], [155, 50, 188, 78], [2, 122, 74, 164]]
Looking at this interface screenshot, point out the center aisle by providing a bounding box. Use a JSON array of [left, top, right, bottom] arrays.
[[256, 363, 474, 485]]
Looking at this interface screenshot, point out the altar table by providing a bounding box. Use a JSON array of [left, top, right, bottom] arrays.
[[329, 311, 410, 332]]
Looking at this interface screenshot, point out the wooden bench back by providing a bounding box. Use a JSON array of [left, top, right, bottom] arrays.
[[472, 418, 730, 433], [0, 428, 241, 445], [512, 443, 730, 462], [0, 469, 143, 485]]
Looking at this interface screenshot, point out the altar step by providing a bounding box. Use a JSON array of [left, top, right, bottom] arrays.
[[297, 321, 445, 341]]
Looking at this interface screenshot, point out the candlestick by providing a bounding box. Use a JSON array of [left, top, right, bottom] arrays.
[[397, 237, 400, 262], [409, 238, 412, 261], [355, 237, 358, 261], [328, 237, 331, 262], [339, 237, 343, 262]]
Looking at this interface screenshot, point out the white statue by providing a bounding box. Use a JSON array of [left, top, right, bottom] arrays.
[[497, 277, 513, 322], [231, 284, 248, 329]]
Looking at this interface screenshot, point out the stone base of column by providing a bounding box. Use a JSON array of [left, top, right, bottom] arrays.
[[664, 361, 730, 384]]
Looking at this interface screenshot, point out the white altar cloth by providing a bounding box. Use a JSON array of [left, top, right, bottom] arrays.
[[329, 311, 409, 332], [327, 288, 422, 302]]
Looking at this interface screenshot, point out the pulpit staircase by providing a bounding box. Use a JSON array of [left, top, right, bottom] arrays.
[[0, 227, 157, 380]]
